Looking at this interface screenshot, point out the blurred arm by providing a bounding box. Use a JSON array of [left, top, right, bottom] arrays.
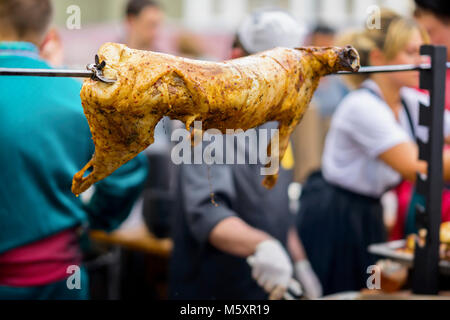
[[378, 142, 450, 182], [180, 162, 272, 257], [209, 217, 271, 257]]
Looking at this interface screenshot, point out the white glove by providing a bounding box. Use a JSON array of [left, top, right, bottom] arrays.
[[247, 239, 294, 298], [294, 260, 323, 299]]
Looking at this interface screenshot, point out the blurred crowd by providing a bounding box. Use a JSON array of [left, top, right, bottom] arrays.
[[1, 0, 450, 300]]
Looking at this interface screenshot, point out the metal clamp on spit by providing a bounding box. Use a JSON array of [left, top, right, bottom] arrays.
[[86, 54, 116, 83]]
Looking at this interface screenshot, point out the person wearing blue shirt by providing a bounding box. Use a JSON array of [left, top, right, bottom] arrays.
[[0, 0, 148, 299]]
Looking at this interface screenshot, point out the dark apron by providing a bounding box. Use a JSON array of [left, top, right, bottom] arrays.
[[297, 87, 417, 294], [297, 88, 416, 295], [297, 171, 386, 295]]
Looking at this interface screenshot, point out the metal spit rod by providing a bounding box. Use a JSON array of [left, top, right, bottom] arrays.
[[0, 68, 92, 78], [337, 62, 450, 74], [0, 62, 449, 80], [0, 55, 115, 83], [0, 65, 115, 83]]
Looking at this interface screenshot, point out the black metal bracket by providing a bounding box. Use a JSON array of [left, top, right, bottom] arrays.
[[412, 45, 447, 294], [86, 54, 116, 83]]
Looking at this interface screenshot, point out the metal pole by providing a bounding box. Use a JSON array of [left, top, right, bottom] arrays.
[[0, 68, 92, 78], [0, 63, 449, 79], [337, 62, 450, 74], [412, 45, 447, 294]]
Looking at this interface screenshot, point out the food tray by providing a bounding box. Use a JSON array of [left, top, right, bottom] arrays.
[[368, 240, 450, 275]]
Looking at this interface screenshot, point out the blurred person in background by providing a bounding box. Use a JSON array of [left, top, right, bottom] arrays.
[[414, 0, 450, 111], [296, 9, 450, 295], [169, 10, 322, 300], [388, 0, 450, 240], [309, 25, 349, 121], [0, 0, 148, 300], [124, 0, 163, 51], [412, 3, 450, 293], [403, 0, 450, 236], [309, 25, 335, 47], [291, 25, 350, 183]]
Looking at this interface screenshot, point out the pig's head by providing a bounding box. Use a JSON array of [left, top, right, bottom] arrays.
[[297, 45, 360, 76]]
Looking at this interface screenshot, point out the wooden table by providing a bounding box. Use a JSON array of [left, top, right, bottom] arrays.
[[89, 224, 172, 257]]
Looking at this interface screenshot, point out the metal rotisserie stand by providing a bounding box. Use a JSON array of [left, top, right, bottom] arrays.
[[367, 45, 448, 295], [411, 45, 447, 294]]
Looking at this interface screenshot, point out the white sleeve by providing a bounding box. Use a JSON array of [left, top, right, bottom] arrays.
[[334, 93, 412, 157]]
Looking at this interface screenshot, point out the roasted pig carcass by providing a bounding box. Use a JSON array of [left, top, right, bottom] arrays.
[[72, 42, 360, 195]]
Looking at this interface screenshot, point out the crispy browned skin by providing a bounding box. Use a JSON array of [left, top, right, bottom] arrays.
[[72, 42, 360, 195]]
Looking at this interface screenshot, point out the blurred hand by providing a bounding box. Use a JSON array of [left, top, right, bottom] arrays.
[[294, 260, 322, 299], [247, 239, 294, 298]]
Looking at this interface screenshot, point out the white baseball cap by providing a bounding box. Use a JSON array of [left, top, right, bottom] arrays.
[[237, 9, 307, 54]]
